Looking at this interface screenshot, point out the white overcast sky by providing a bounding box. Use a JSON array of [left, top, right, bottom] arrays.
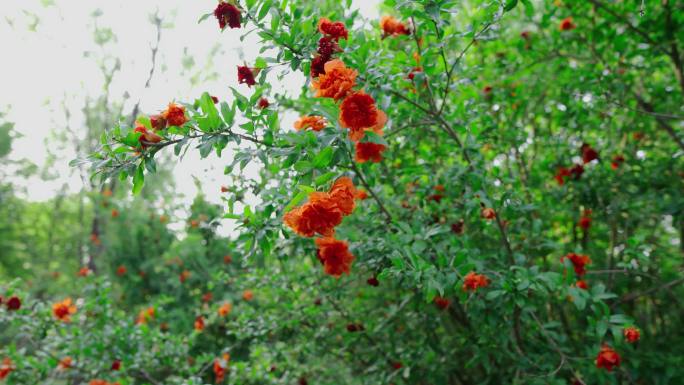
[[1, 0, 381, 210]]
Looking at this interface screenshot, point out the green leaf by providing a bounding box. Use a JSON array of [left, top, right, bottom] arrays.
[[198, 12, 212, 24], [285, 191, 308, 211], [504, 0, 518, 12], [132, 163, 145, 195], [313, 147, 334, 168]]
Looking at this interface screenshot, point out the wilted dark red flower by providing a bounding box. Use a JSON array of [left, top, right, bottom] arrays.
[[520, 31, 530, 39], [315, 237, 355, 277], [434, 296, 451, 310], [111, 360, 121, 371], [298, 377, 309, 385], [162, 103, 188, 127], [451, 220, 465, 235], [562, 253, 591, 276], [6, 296, 21, 311], [578, 209, 592, 230], [569, 164, 584, 179], [340, 91, 387, 141], [317, 36, 343, 58], [237, 66, 258, 87], [284, 192, 344, 237], [391, 361, 403, 370], [595, 345, 620, 371], [560, 17, 576, 31], [214, 2, 241, 30], [462, 272, 490, 291], [483, 85, 493, 94], [223, 255, 232, 264], [318, 18, 348, 41], [202, 292, 213, 303], [211, 96, 219, 104], [355, 142, 386, 163], [150, 114, 166, 130], [134, 126, 163, 148], [258, 98, 270, 109], [346, 323, 361, 332], [380, 16, 410, 37], [611, 154, 625, 170], [581, 143, 599, 163], [310, 55, 329, 78], [367, 276, 379, 286], [623, 327, 640, 343]]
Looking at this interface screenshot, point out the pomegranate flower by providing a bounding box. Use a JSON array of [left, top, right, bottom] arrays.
[[595, 345, 621, 371], [52, 298, 77, 322], [623, 326, 641, 343], [315, 237, 355, 277], [562, 253, 591, 276], [237, 66, 258, 87], [462, 272, 490, 291], [214, 2, 241, 30]]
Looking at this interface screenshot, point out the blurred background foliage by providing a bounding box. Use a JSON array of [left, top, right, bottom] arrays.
[[2, 0, 684, 385]]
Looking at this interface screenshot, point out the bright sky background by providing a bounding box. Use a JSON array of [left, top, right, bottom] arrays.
[[1, 0, 381, 209]]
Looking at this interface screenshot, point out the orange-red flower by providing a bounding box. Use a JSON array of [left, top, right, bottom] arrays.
[[89, 380, 121, 385], [339, 91, 387, 141], [136, 306, 155, 325], [575, 280, 589, 290], [52, 298, 77, 322], [213, 353, 230, 383], [624, 327, 640, 343], [0, 358, 14, 379], [481, 207, 496, 220], [237, 66, 258, 87], [315, 237, 355, 277], [77, 267, 92, 277], [318, 18, 348, 41], [58, 357, 73, 370], [462, 272, 490, 291], [294, 115, 327, 132], [162, 103, 188, 127], [218, 302, 232, 317], [595, 345, 621, 371], [111, 209, 119, 218], [194, 315, 205, 331], [328, 177, 358, 215], [202, 292, 213, 303], [180, 270, 191, 283], [434, 296, 451, 310], [578, 209, 592, 230], [562, 253, 591, 276], [355, 189, 368, 200], [312, 59, 357, 100], [6, 296, 21, 311], [554, 166, 571, 185], [611, 154, 625, 169], [379, 16, 410, 37], [214, 2, 241, 30], [223, 255, 232, 264], [284, 192, 344, 237], [242, 290, 254, 301], [355, 142, 386, 163], [560, 17, 576, 31]]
